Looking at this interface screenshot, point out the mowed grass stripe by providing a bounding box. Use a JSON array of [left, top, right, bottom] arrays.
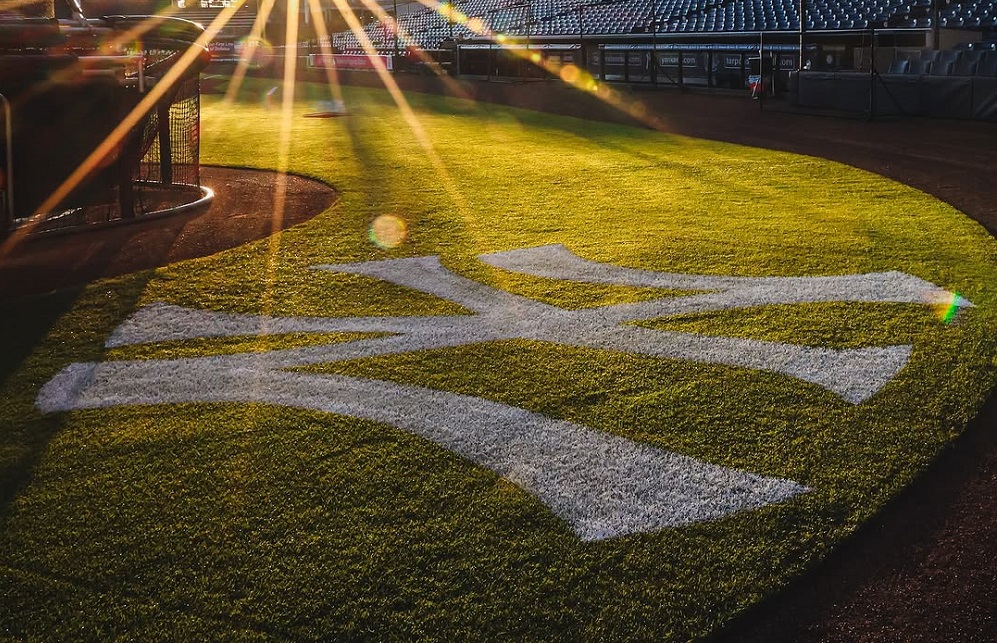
[[0, 81, 995, 641]]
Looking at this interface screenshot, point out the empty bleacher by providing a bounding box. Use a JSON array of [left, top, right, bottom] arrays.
[[885, 42, 997, 77], [326, 0, 997, 53]]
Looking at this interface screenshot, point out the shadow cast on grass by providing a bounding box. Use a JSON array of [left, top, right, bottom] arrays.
[[0, 272, 156, 522]]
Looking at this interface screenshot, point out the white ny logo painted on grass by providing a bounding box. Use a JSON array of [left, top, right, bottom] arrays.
[[36, 245, 972, 540]]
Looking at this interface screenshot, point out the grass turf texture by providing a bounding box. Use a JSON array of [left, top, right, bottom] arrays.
[[1, 80, 996, 641]]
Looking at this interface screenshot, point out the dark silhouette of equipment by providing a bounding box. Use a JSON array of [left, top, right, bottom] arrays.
[[0, 0, 211, 234]]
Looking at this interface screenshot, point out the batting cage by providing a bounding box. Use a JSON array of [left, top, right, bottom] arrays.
[[130, 72, 204, 219], [0, 4, 212, 235]]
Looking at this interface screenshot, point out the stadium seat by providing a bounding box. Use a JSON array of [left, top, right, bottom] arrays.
[[951, 58, 977, 75], [938, 49, 962, 65], [326, 0, 997, 56], [887, 58, 910, 73], [977, 53, 997, 76], [930, 60, 954, 75], [906, 58, 932, 74]]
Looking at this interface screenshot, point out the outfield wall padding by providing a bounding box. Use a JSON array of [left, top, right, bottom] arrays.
[[972, 78, 997, 120], [794, 72, 997, 121], [920, 76, 974, 120], [796, 73, 837, 109], [873, 74, 920, 116]]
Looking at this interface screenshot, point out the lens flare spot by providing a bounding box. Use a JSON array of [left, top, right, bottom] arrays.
[[629, 101, 648, 119], [369, 214, 408, 249], [496, 34, 507, 43], [467, 17, 485, 33], [530, 52, 541, 64], [559, 64, 581, 84], [936, 291, 965, 324]]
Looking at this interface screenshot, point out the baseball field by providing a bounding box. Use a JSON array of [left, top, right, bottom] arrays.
[[1, 79, 995, 640]]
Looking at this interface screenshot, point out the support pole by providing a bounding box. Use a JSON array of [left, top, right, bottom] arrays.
[[868, 27, 876, 120], [759, 31, 764, 110], [392, 0, 399, 66], [0, 94, 13, 226], [931, 0, 940, 50], [526, 1, 532, 78], [578, 5, 585, 69], [799, 0, 806, 70], [157, 99, 172, 186], [651, 0, 657, 86]]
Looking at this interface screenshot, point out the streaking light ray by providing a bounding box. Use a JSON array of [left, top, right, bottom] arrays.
[[327, 0, 474, 225], [305, 0, 347, 106], [349, 0, 472, 100], [408, 0, 668, 130], [260, 0, 302, 319], [224, 0, 278, 103]]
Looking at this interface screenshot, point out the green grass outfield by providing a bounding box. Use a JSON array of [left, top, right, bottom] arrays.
[[2, 81, 996, 640]]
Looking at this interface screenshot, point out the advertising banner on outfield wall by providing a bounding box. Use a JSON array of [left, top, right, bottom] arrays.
[[308, 54, 393, 72]]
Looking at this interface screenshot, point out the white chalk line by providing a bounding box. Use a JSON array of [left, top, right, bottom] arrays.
[[37, 245, 971, 539]]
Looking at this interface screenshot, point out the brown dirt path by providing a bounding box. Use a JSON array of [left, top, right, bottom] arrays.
[[0, 166, 337, 301]]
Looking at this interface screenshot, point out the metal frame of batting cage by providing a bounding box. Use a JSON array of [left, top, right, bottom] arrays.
[[0, 5, 212, 237]]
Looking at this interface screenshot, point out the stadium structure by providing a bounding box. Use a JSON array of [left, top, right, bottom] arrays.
[[178, 0, 997, 119], [0, 0, 994, 235]]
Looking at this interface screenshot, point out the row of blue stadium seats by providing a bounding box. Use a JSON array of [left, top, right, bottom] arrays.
[[332, 0, 997, 51], [888, 48, 997, 75]]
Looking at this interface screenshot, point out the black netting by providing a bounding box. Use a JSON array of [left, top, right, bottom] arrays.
[[133, 73, 202, 217], [2, 24, 208, 235]]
